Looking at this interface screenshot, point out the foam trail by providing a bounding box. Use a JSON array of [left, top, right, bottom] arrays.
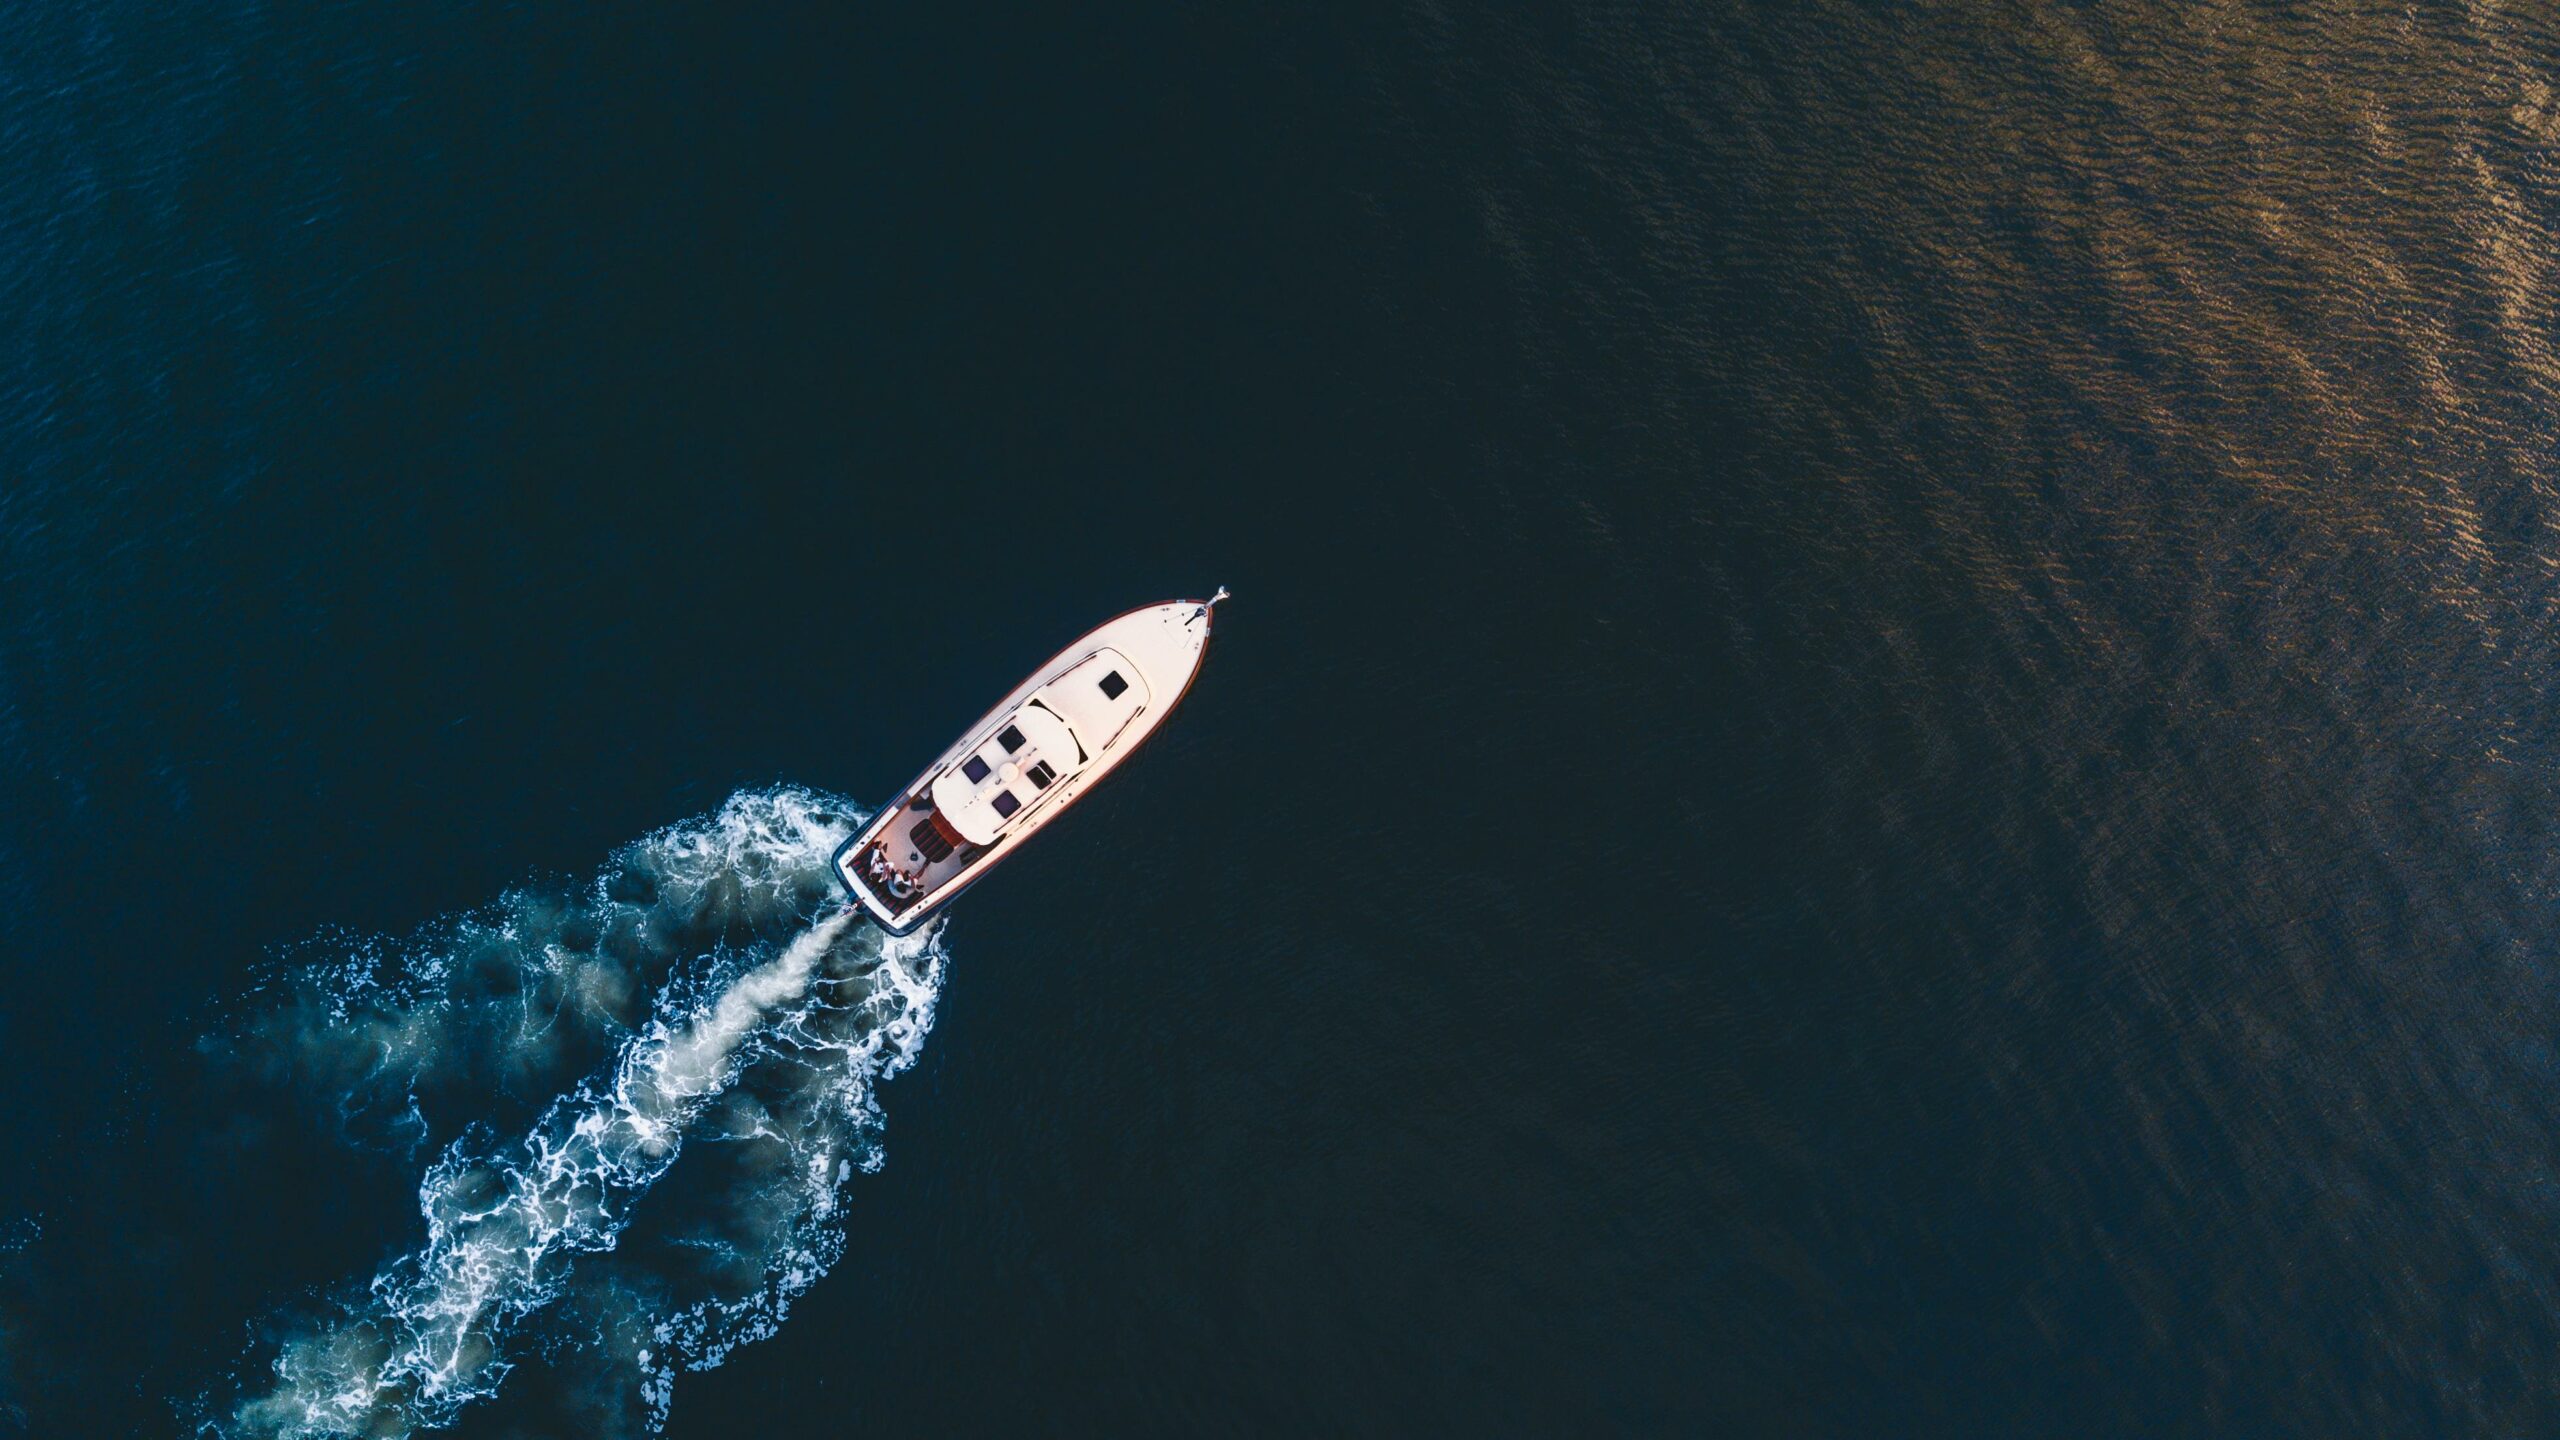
[[387, 911, 854, 1414], [215, 788, 948, 1438]]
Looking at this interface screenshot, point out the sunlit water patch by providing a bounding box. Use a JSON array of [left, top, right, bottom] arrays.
[[202, 788, 947, 1437]]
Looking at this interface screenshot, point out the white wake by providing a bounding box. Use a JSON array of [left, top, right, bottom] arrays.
[[214, 788, 947, 1437]]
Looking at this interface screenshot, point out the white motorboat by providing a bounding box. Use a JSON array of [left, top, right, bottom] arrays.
[[834, 590, 1227, 933]]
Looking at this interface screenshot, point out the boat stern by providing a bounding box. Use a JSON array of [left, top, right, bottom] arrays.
[[833, 828, 923, 934]]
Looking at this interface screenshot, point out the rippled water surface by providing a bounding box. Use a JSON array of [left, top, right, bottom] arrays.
[[9, 1, 2560, 1435]]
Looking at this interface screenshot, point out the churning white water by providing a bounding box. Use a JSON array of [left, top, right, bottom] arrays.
[[215, 788, 948, 1437]]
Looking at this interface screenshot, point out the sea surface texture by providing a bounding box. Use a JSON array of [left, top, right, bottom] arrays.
[[4, 1, 2560, 1435]]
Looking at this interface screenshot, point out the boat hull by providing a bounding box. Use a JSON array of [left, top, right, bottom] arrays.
[[836, 598, 1218, 933]]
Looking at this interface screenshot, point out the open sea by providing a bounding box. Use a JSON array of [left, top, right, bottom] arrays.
[[10, 1, 2560, 1434]]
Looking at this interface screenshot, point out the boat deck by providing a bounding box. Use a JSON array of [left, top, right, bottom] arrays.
[[836, 595, 1222, 932], [846, 790, 984, 916]]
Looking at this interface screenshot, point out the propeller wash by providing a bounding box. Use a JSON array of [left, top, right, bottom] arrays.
[[210, 787, 946, 1437]]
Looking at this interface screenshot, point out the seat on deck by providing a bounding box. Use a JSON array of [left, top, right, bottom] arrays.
[[909, 809, 965, 864]]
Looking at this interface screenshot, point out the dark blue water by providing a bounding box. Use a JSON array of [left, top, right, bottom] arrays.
[[9, 1, 2560, 1435]]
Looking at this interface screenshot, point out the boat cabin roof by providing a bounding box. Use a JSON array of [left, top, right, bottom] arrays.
[[925, 647, 1153, 846], [930, 699, 1085, 845]]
